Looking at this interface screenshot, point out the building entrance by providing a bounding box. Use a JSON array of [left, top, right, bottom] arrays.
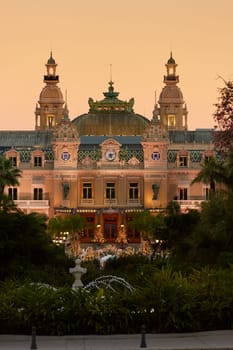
[[103, 215, 118, 242]]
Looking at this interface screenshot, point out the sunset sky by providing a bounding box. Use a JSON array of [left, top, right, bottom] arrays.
[[0, 0, 232, 131]]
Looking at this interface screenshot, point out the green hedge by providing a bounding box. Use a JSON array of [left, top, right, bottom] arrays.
[[1, 265, 233, 335]]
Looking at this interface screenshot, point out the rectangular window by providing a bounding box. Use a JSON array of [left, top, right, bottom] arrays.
[[203, 187, 210, 200], [106, 182, 115, 200], [47, 115, 54, 127], [34, 188, 43, 200], [37, 115, 41, 127], [179, 156, 188, 167], [8, 187, 18, 200], [129, 183, 139, 200], [83, 183, 92, 199], [9, 157, 17, 167], [204, 155, 212, 162], [179, 188, 188, 200], [168, 114, 176, 128], [34, 156, 42, 167]]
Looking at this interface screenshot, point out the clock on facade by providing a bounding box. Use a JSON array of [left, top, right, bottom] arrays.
[[151, 151, 160, 161], [61, 151, 70, 161], [105, 150, 116, 161]]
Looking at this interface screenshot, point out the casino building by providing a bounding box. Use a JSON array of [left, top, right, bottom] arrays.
[[0, 53, 213, 245]]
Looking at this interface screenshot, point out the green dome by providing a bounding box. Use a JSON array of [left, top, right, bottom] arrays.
[[72, 81, 150, 136], [72, 112, 149, 136]]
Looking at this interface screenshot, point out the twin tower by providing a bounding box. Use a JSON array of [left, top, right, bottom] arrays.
[[35, 52, 188, 135]]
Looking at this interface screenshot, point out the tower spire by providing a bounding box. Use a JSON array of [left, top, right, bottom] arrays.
[[35, 53, 66, 131], [65, 89, 68, 105], [44, 52, 58, 84], [155, 53, 188, 132], [110, 63, 112, 82], [164, 52, 179, 85]]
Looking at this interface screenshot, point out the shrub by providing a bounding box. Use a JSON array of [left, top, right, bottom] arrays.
[[1, 264, 233, 334]]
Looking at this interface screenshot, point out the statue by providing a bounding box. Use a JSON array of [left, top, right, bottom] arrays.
[[128, 97, 134, 110], [62, 182, 70, 199], [152, 183, 160, 200], [88, 97, 95, 110], [69, 258, 87, 289]]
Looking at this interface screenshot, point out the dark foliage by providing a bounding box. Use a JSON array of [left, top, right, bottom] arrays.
[[1, 262, 233, 335], [213, 79, 233, 153], [0, 211, 73, 286]]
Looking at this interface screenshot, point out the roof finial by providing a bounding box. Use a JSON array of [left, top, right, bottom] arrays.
[[63, 91, 69, 120], [110, 63, 112, 82], [47, 50, 56, 65], [65, 89, 67, 105], [167, 51, 176, 65]]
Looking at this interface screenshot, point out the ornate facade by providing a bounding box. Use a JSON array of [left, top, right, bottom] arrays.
[[0, 53, 213, 246]]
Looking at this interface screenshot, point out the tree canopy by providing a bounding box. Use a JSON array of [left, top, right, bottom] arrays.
[[47, 214, 87, 256], [0, 211, 73, 285], [213, 79, 233, 153], [191, 155, 225, 193], [0, 155, 21, 211], [0, 156, 21, 196]]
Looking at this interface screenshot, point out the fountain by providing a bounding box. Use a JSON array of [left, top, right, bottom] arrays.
[[83, 275, 135, 293]]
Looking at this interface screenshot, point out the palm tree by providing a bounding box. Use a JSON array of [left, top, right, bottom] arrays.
[[0, 155, 21, 210], [48, 214, 87, 255], [221, 150, 233, 192], [64, 214, 87, 256], [129, 211, 160, 254], [47, 216, 66, 243], [0, 195, 18, 213], [191, 156, 225, 193], [129, 211, 155, 241]]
